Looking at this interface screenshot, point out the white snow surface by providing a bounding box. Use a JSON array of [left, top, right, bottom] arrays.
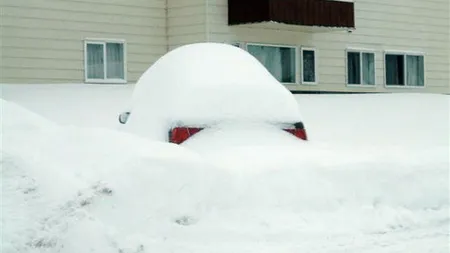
[[1, 84, 450, 253], [125, 43, 302, 141]]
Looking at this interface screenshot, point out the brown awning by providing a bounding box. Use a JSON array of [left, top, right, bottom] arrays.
[[228, 0, 355, 29]]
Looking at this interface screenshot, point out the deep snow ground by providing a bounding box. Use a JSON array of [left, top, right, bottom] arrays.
[[1, 84, 449, 253]]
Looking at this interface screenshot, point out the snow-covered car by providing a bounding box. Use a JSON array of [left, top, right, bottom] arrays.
[[118, 42, 307, 144]]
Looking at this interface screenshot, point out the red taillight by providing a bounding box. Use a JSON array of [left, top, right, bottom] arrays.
[[284, 126, 308, 141], [169, 127, 203, 144]]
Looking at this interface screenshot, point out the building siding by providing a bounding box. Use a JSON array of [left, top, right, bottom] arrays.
[[167, 0, 206, 50], [205, 0, 450, 93], [0, 0, 167, 83], [1, 0, 448, 93]]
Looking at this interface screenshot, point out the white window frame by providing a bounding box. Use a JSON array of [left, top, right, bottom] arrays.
[[346, 48, 376, 87], [383, 50, 425, 88], [245, 42, 299, 85], [300, 47, 318, 85], [84, 38, 127, 84]]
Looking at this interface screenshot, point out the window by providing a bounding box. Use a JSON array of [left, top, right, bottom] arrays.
[[301, 48, 317, 84], [247, 44, 296, 83], [85, 40, 126, 83], [347, 50, 375, 85], [385, 52, 424, 87]]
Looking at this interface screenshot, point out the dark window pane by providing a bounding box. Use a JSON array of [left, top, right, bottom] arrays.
[[302, 50, 316, 83], [406, 55, 424, 86], [247, 45, 296, 83], [347, 52, 360, 84], [106, 43, 124, 79], [86, 43, 104, 79], [385, 54, 404, 85], [362, 53, 375, 85], [280, 47, 296, 83]]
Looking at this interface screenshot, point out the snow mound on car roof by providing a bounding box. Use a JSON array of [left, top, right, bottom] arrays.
[[125, 43, 302, 141]]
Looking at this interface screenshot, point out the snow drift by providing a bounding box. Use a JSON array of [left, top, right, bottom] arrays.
[[1, 90, 449, 253], [1, 99, 216, 252]]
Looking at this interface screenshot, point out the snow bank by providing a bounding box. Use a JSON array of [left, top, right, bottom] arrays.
[[296, 93, 450, 147], [125, 43, 302, 141], [1, 89, 449, 253], [182, 122, 305, 153], [1, 98, 217, 252], [177, 93, 449, 252]]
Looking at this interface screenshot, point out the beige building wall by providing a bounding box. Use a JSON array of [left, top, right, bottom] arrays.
[[205, 0, 450, 93], [1, 0, 448, 93], [167, 0, 206, 50], [0, 0, 167, 84]]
